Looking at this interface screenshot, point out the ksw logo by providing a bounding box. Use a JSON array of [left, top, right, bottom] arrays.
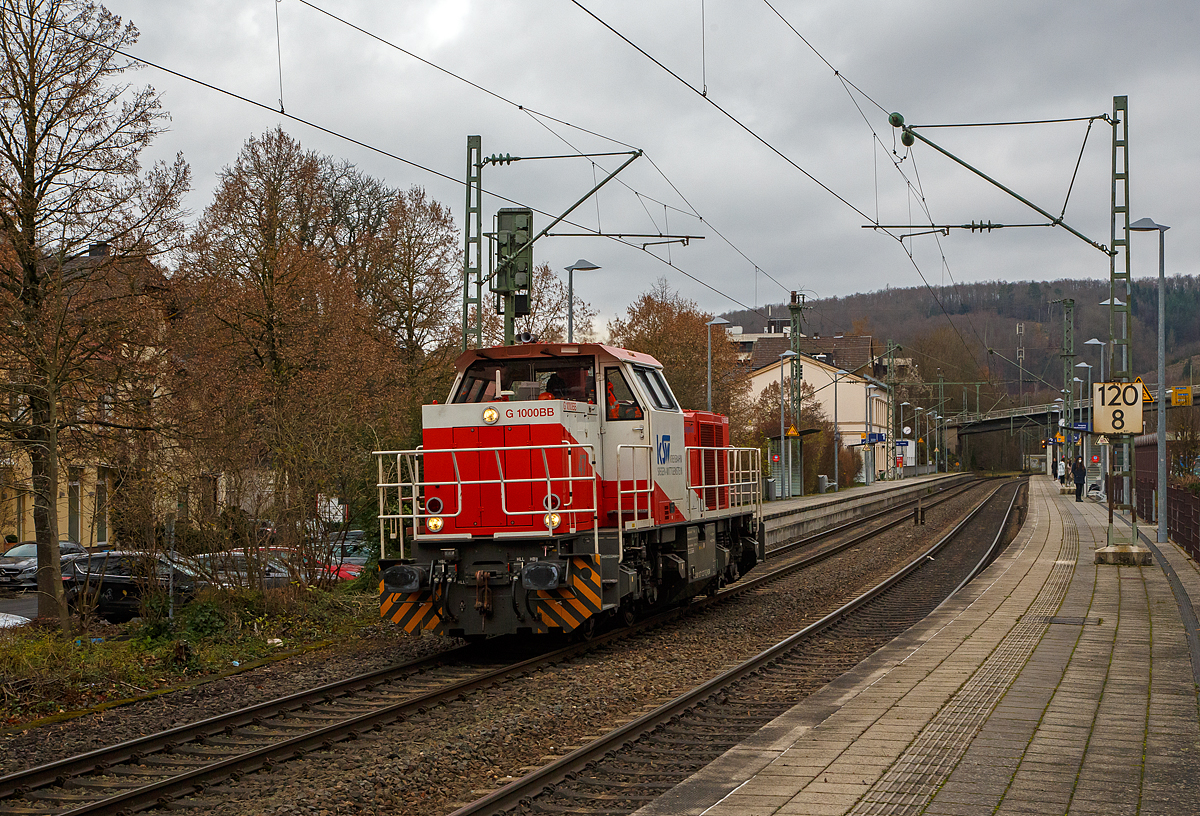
[[656, 434, 671, 465]]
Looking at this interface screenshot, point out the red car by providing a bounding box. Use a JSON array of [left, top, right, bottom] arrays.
[[252, 547, 362, 582]]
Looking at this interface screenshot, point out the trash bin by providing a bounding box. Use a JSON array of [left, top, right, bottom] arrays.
[[817, 475, 828, 494], [764, 478, 776, 501]]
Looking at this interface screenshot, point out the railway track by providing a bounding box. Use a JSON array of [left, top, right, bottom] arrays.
[[449, 478, 1026, 816], [0, 476, 1009, 815]]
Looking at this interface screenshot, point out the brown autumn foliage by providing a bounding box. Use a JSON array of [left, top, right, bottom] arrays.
[[0, 0, 189, 623], [167, 129, 408, 579], [607, 277, 746, 418]]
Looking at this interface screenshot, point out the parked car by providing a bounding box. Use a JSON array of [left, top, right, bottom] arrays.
[[0, 612, 30, 628], [324, 530, 372, 571], [256, 546, 361, 582], [0, 540, 89, 590], [183, 551, 291, 589], [63, 551, 200, 623]]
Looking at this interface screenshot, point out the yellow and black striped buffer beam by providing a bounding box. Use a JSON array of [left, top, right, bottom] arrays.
[[382, 590, 442, 634], [531, 556, 602, 632]]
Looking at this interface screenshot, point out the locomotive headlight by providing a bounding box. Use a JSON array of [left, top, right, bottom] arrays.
[[543, 512, 561, 530], [481, 406, 500, 425], [426, 516, 444, 532]]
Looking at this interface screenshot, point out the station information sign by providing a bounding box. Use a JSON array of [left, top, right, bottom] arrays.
[[1092, 382, 1144, 435]]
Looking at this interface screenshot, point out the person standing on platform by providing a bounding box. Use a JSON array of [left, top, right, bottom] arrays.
[[1057, 458, 1067, 486], [1072, 457, 1086, 502]]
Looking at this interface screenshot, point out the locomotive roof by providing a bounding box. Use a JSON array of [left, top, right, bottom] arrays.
[[454, 343, 663, 371]]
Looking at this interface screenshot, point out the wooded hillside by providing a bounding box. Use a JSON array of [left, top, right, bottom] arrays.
[[724, 276, 1200, 402]]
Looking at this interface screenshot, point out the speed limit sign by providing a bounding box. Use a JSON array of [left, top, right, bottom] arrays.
[[1093, 382, 1143, 434]]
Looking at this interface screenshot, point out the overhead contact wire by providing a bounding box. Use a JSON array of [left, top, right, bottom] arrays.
[[297, 0, 792, 301], [19, 6, 769, 320]]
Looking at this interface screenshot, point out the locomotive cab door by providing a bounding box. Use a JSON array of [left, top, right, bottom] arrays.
[[599, 364, 685, 531]]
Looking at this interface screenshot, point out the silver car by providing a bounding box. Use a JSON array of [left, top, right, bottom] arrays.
[[0, 541, 89, 590]]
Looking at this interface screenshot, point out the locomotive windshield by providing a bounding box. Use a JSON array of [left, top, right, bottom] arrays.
[[453, 357, 597, 404]]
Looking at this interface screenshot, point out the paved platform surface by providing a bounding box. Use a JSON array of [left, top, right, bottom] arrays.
[[638, 477, 1200, 815], [764, 472, 962, 518]]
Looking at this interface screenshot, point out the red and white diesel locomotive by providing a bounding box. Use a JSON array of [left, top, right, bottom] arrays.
[[376, 341, 763, 638]]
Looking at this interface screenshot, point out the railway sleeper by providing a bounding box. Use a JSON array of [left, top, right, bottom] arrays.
[[570, 777, 680, 790], [526, 803, 633, 815], [62, 778, 142, 791], [551, 788, 658, 803]]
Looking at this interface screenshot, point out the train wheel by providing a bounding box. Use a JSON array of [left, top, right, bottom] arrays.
[[573, 616, 598, 642]]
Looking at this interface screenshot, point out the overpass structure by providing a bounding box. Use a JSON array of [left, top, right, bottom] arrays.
[[945, 383, 1198, 438]]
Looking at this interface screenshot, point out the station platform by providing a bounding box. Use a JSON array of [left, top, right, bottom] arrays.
[[762, 472, 971, 548], [640, 476, 1200, 815]]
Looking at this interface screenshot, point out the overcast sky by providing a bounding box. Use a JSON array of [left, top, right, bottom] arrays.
[[111, 0, 1199, 329]]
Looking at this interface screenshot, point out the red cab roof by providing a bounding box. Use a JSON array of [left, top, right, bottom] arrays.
[[453, 342, 663, 372]]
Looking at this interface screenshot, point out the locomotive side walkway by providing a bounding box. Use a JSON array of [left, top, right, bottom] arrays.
[[639, 477, 1200, 815]]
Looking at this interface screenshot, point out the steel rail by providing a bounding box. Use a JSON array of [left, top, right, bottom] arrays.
[[447, 479, 1022, 816], [0, 477, 994, 814]]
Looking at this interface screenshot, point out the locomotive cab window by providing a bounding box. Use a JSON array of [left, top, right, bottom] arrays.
[[633, 366, 678, 411], [604, 368, 643, 421], [453, 357, 596, 404]]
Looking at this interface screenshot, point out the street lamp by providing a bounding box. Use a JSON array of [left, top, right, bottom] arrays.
[[779, 350, 797, 498], [564, 259, 600, 342], [1084, 337, 1108, 488], [1077, 362, 1093, 464], [865, 385, 879, 485], [1053, 397, 1064, 478], [1130, 216, 1170, 544], [914, 406, 925, 471], [833, 369, 849, 490], [706, 317, 730, 412], [899, 401, 911, 477], [932, 413, 941, 472]]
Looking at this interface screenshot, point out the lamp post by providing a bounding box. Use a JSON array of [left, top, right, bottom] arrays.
[[779, 350, 797, 498], [914, 406, 924, 471], [900, 401, 911, 477], [865, 385, 878, 485], [1085, 336, 1108, 490], [932, 413, 941, 472], [1130, 217, 1170, 543], [564, 259, 600, 342], [706, 317, 730, 412], [1053, 397, 1064, 478], [1076, 362, 1093, 465], [833, 369, 848, 489]]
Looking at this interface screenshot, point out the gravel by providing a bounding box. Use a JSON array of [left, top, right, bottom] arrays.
[[1, 481, 1002, 816]]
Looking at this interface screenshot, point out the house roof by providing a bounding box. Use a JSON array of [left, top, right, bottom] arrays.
[[793, 335, 876, 375], [749, 335, 792, 371]]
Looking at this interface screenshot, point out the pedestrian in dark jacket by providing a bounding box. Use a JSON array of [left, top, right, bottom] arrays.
[[1072, 458, 1086, 502]]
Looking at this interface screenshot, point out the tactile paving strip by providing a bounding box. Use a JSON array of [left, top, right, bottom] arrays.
[[846, 496, 1078, 815]]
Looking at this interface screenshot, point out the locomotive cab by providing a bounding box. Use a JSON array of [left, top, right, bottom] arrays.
[[376, 343, 763, 638]]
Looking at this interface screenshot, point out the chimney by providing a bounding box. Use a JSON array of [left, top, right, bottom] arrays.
[[88, 242, 109, 257]]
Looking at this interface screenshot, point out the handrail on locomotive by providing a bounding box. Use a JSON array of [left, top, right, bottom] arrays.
[[377, 441, 762, 558]]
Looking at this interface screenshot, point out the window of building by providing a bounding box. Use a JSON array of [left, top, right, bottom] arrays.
[[68, 468, 81, 544], [95, 478, 107, 545], [200, 475, 218, 519]]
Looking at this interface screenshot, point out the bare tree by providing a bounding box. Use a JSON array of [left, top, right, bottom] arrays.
[[0, 0, 189, 625]]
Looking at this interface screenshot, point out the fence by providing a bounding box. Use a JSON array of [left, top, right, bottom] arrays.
[[1133, 477, 1200, 561]]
